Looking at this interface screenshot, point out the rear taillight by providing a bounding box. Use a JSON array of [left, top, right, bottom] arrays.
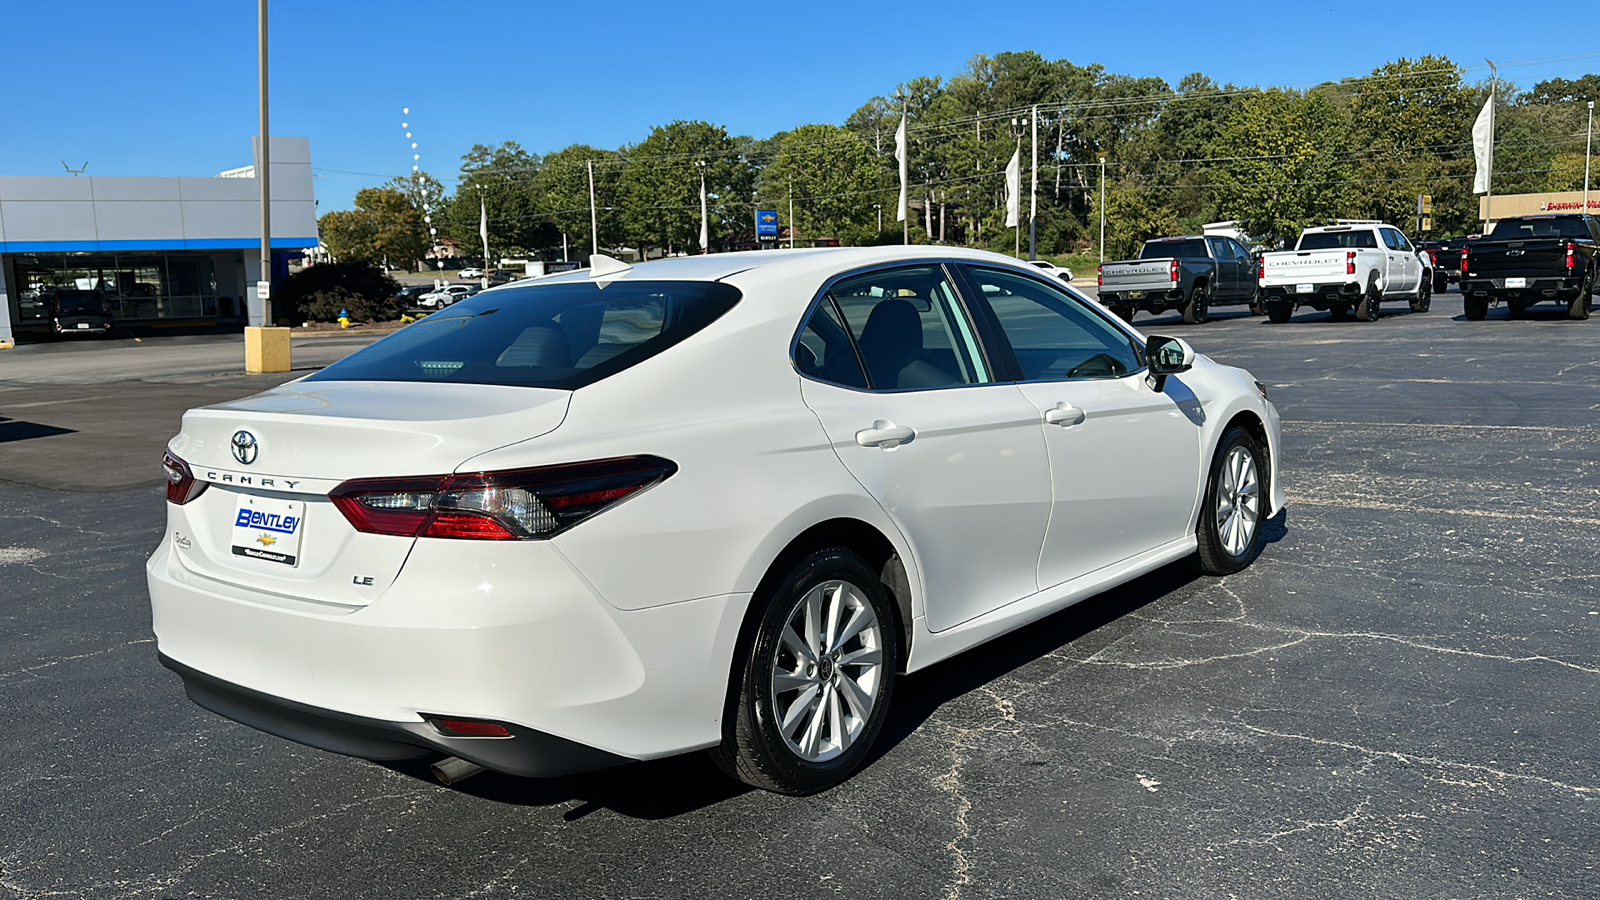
[[163, 451, 206, 505], [1169, 260, 1180, 284], [1257, 258, 1266, 284], [1567, 242, 1576, 271], [1096, 265, 1103, 287], [330, 456, 677, 541], [1461, 247, 1469, 274], [1346, 251, 1356, 276], [426, 716, 512, 738], [1428, 250, 1439, 266]]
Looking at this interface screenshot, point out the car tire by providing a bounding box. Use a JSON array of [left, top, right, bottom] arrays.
[[1570, 290, 1592, 321], [1265, 300, 1292, 324], [1410, 276, 1432, 313], [1357, 280, 1381, 322], [1464, 295, 1489, 321], [712, 548, 898, 796], [1248, 288, 1265, 316], [1182, 282, 1210, 324], [1195, 426, 1267, 576]]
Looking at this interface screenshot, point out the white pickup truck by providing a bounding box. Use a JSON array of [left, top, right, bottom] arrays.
[[1258, 222, 1433, 323]]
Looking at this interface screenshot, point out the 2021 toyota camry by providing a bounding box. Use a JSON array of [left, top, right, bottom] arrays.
[[148, 246, 1284, 795]]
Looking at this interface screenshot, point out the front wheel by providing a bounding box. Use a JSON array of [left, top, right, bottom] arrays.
[[712, 548, 898, 795], [1410, 275, 1432, 313], [1196, 427, 1267, 575]]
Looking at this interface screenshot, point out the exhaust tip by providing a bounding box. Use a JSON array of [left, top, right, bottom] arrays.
[[430, 756, 487, 786]]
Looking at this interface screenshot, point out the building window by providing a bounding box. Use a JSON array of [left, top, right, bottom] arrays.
[[11, 253, 220, 321]]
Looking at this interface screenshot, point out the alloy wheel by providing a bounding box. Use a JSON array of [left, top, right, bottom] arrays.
[[769, 580, 885, 763], [1215, 446, 1261, 558]]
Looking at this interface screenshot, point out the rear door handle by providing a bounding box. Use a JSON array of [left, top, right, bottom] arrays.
[[1044, 403, 1086, 426], [855, 421, 916, 448]]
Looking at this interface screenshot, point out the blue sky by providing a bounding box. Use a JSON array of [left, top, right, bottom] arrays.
[[2, 0, 1596, 214]]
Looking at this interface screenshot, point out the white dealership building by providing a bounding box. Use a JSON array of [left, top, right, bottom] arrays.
[[0, 137, 317, 346]]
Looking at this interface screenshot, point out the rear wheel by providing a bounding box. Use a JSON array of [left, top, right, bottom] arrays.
[[1196, 426, 1267, 575], [1357, 281, 1382, 322], [1464, 295, 1489, 321], [1410, 276, 1432, 313], [1265, 300, 1292, 324], [712, 548, 897, 796], [1182, 282, 1210, 324], [1570, 291, 1592, 320]]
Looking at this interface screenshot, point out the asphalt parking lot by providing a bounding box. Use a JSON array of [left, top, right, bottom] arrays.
[[1, 293, 1597, 899]]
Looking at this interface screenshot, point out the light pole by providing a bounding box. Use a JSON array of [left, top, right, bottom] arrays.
[[1098, 154, 1107, 263], [257, 0, 271, 325], [875, 203, 882, 233], [1029, 104, 1038, 261], [788, 174, 796, 249], [1586, 100, 1594, 212]]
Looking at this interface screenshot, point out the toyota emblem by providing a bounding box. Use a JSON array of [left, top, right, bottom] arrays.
[[231, 430, 259, 466]]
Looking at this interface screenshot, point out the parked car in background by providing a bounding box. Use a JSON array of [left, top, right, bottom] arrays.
[[1418, 238, 1466, 292], [417, 285, 476, 308], [1458, 214, 1597, 320], [1258, 221, 1432, 323], [148, 246, 1283, 796], [1027, 260, 1075, 283], [48, 290, 114, 337], [1098, 234, 1260, 324], [394, 285, 434, 306], [459, 267, 486, 279]]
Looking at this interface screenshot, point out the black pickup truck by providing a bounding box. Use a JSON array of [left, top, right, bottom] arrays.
[[1459, 214, 1598, 320], [1097, 235, 1260, 324]]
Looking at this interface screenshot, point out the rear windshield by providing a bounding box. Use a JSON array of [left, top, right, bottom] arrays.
[[1297, 230, 1379, 250], [55, 293, 104, 314], [307, 280, 741, 390], [1488, 217, 1594, 240], [1140, 239, 1206, 259]]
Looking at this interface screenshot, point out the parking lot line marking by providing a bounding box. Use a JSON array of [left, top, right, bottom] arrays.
[[1289, 495, 1600, 527]]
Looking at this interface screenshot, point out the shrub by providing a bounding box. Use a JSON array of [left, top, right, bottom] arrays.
[[276, 263, 402, 323]]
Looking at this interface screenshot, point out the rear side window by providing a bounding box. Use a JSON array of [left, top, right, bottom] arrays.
[[825, 265, 991, 389], [307, 280, 740, 390], [1298, 230, 1379, 250], [794, 297, 868, 389]]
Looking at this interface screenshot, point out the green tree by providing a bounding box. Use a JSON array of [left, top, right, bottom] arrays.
[[1208, 88, 1355, 241], [317, 187, 426, 269], [760, 124, 879, 244], [620, 121, 752, 254], [533, 144, 623, 257], [1347, 57, 1477, 231], [440, 142, 547, 260]]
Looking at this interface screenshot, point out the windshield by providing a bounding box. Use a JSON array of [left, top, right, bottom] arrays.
[[1488, 217, 1594, 240], [1297, 230, 1379, 250], [1140, 239, 1206, 259], [308, 280, 741, 389]]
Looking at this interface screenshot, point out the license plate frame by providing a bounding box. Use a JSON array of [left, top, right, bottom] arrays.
[[1295, 283, 1314, 294], [1128, 290, 1146, 300], [1504, 277, 1527, 289], [76, 322, 90, 329], [230, 495, 306, 567]]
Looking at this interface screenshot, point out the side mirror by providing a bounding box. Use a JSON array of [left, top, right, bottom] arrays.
[[1145, 335, 1194, 392]]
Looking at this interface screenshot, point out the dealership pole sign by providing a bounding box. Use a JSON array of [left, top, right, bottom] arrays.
[[756, 210, 779, 243]]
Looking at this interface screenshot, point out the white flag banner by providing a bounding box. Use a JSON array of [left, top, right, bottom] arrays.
[[1472, 93, 1495, 194], [1004, 147, 1021, 228], [894, 113, 908, 223], [479, 197, 490, 259], [699, 179, 709, 252]]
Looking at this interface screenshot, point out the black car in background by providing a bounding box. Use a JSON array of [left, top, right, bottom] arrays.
[[48, 290, 114, 338]]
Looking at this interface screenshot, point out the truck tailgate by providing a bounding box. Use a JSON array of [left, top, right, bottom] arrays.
[[1261, 251, 1348, 286], [1466, 241, 1568, 277], [1100, 259, 1176, 293]]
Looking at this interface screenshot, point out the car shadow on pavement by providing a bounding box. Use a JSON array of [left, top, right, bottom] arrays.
[[384, 510, 1290, 817], [0, 416, 77, 443]]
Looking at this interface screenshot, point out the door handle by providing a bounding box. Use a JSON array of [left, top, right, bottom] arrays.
[[855, 420, 916, 449], [1044, 403, 1086, 426]]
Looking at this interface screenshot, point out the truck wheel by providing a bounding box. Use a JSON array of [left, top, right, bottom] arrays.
[[1265, 300, 1292, 324], [1182, 283, 1210, 325], [1570, 291, 1592, 321], [1434, 270, 1450, 295], [1410, 276, 1431, 313], [1357, 281, 1382, 322], [1463, 295, 1489, 321], [1248, 288, 1265, 316]]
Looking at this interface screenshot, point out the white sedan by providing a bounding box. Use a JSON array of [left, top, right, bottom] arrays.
[[149, 246, 1283, 795], [1029, 259, 1075, 282], [416, 285, 474, 307], [458, 267, 485, 279]]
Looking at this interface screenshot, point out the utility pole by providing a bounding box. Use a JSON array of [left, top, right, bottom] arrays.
[[788, 174, 796, 249], [1586, 100, 1594, 212], [257, 0, 272, 325], [1098, 154, 1107, 263], [587, 159, 598, 256], [1029, 105, 1038, 261]]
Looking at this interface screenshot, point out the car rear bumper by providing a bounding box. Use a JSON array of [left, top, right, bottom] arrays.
[[1099, 287, 1185, 308], [146, 536, 749, 773], [1260, 282, 1361, 305], [1459, 276, 1583, 299]]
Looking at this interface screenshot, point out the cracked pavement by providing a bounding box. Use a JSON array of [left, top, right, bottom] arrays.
[[0, 295, 1597, 898]]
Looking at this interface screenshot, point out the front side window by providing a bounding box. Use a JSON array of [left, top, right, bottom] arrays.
[[823, 265, 990, 390], [964, 266, 1143, 381], [307, 280, 740, 389]]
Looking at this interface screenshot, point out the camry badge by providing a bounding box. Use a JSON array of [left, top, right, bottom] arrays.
[[231, 430, 259, 466]]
